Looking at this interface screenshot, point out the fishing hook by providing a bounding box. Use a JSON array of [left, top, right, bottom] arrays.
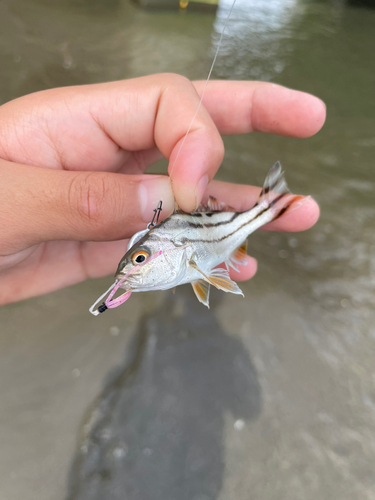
[[147, 200, 163, 229]]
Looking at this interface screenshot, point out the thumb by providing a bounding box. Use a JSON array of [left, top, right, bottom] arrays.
[[0, 160, 174, 254]]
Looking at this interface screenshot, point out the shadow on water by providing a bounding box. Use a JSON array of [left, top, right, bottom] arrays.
[[347, 0, 375, 8], [66, 287, 261, 500]]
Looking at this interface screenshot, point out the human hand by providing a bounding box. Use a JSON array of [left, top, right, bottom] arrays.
[[0, 74, 325, 305]]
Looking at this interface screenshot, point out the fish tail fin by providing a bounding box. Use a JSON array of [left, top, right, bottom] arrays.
[[257, 161, 305, 221]]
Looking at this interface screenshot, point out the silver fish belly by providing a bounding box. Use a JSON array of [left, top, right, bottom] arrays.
[[89, 161, 302, 315]]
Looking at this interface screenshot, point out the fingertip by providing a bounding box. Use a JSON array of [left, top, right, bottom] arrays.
[[298, 196, 320, 229], [195, 175, 209, 210], [286, 196, 320, 231], [228, 255, 258, 282], [169, 128, 224, 212], [139, 176, 175, 223], [253, 84, 326, 138], [294, 92, 326, 138], [264, 196, 320, 232]]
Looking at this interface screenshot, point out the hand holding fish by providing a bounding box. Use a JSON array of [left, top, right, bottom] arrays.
[[0, 74, 325, 305]]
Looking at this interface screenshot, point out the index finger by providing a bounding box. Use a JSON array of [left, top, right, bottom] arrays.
[[167, 80, 326, 212], [193, 80, 326, 138]]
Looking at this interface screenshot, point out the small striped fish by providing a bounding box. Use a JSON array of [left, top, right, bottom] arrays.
[[89, 162, 302, 315]]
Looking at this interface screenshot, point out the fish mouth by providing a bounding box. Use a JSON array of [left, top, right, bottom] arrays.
[[89, 250, 164, 316], [104, 277, 133, 309]]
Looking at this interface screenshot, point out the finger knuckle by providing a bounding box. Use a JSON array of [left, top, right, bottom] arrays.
[[157, 73, 191, 89], [215, 135, 225, 163], [204, 127, 225, 167], [68, 172, 113, 227]]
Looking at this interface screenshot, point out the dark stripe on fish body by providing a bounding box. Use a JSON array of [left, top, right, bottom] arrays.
[[155, 195, 287, 246], [268, 193, 286, 208], [180, 205, 272, 244], [276, 205, 289, 218], [187, 193, 291, 244], [190, 212, 214, 218], [186, 212, 241, 229], [273, 195, 302, 219]]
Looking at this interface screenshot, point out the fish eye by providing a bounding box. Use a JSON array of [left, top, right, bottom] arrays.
[[131, 250, 150, 265]]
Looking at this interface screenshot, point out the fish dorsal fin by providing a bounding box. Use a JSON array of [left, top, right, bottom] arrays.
[[207, 196, 229, 212], [191, 280, 210, 308], [173, 200, 184, 214], [227, 241, 248, 272], [196, 196, 235, 213]]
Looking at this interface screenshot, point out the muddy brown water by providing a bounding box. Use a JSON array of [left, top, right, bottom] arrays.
[[0, 1, 374, 499]]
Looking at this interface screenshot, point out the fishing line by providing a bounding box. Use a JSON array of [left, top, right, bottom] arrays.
[[89, 0, 239, 316], [169, 0, 238, 176]]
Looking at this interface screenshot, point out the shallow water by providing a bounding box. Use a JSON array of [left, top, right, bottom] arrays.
[[0, 1, 374, 499]]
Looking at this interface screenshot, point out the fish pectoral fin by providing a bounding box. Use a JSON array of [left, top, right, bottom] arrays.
[[227, 241, 248, 272], [189, 259, 208, 279], [191, 280, 210, 308], [207, 268, 244, 296]]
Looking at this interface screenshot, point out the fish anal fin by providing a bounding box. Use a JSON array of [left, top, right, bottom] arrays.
[[235, 241, 248, 262], [227, 241, 248, 272], [191, 280, 210, 308], [207, 268, 244, 296], [189, 259, 243, 296]]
